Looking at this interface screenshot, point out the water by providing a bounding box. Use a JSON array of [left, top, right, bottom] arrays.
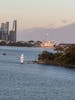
[[0, 46, 75, 100]]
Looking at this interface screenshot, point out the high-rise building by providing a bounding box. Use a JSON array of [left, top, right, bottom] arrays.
[[5, 22, 9, 41], [9, 20, 17, 42], [0, 20, 17, 42], [1, 23, 5, 40], [13, 20, 17, 42], [0, 22, 9, 41], [13, 20, 17, 33]]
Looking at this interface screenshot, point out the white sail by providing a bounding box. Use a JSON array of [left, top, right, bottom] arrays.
[[20, 54, 24, 64]]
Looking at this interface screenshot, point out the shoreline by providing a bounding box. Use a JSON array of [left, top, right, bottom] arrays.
[[36, 60, 75, 68]]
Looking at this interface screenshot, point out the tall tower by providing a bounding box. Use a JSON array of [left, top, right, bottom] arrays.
[[13, 20, 17, 32], [1, 23, 5, 40], [13, 20, 17, 42], [9, 20, 17, 42], [0, 22, 9, 41], [5, 22, 9, 41]]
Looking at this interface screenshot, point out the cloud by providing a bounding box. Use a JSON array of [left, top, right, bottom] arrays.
[[61, 19, 68, 24]]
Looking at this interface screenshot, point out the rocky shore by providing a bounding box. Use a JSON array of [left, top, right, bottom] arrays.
[[37, 60, 75, 68], [37, 46, 75, 68]]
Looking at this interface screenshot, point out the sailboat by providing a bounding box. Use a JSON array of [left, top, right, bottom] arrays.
[[20, 54, 24, 64]]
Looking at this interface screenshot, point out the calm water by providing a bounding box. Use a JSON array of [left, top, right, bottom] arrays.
[[0, 46, 75, 100]]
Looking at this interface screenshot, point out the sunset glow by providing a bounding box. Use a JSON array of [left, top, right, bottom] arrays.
[[0, 0, 75, 29]]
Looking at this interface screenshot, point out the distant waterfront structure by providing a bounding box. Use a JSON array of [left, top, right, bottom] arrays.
[[0, 20, 17, 42], [41, 40, 56, 48], [41, 33, 56, 48]]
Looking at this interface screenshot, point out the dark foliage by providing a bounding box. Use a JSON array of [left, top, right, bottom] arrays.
[[38, 46, 75, 67]]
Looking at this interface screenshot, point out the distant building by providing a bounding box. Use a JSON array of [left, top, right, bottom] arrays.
[[9, 30, 16, 42], [5, 22, 9, 41], [41, 40, 56, 48], [9, 20, 17, 42], [0, 20, 17, 42], [0, 23, 5, 40]]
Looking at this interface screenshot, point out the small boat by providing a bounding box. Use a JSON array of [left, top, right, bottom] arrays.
[[20, 54, 24, 64], [2, 53, 6, 56]]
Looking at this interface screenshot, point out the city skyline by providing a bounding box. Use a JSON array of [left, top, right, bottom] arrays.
[[0, 20, 17, 42]]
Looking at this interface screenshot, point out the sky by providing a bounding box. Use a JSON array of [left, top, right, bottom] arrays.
[[0, 0, 75, 42], [0, 0, 75, 29]]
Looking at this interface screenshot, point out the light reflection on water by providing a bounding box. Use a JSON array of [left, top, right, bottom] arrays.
[[0, 46, 75, 100]]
